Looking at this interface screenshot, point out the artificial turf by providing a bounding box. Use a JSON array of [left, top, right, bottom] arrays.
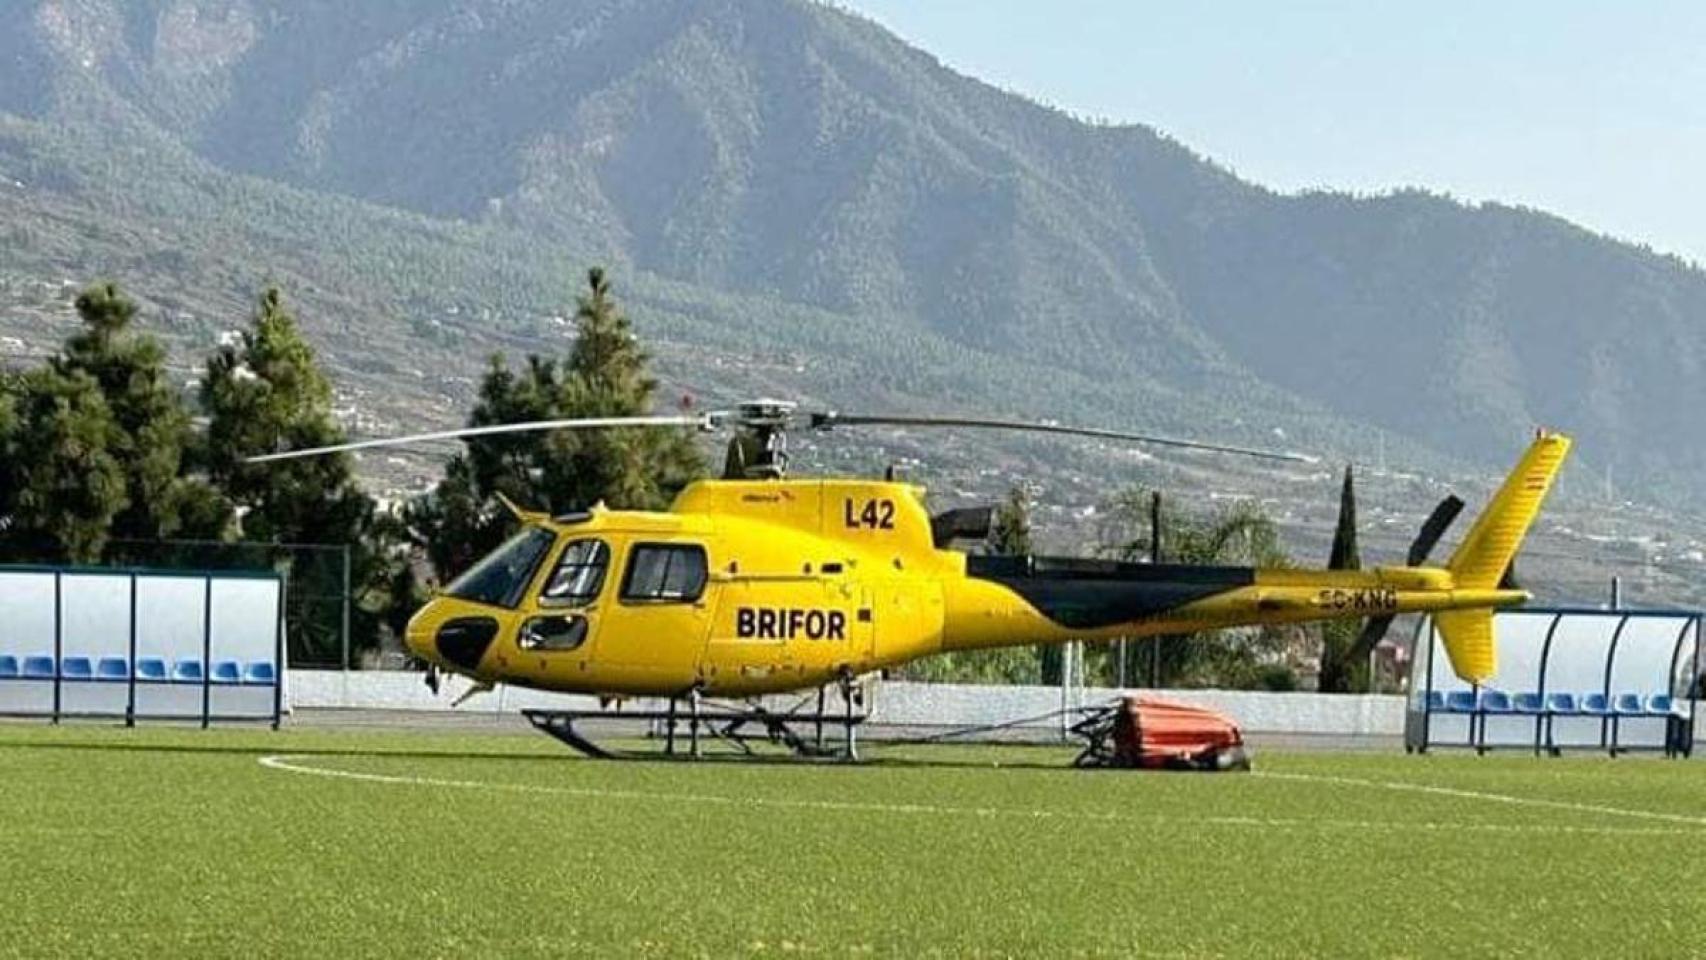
[[1, 722, 1702, 958]]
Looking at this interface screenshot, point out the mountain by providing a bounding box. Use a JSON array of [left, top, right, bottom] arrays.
[[3, 0, 1705, 523]]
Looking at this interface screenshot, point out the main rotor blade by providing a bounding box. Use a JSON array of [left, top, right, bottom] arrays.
[[245, 414, 715, 464], [808, 412, 1316, 464]]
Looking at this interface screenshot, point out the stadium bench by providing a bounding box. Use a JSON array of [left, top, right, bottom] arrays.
[[23, 656, 55, 680], [171, 659, 205, 684], [60, 657, 93, 681], [242, 662, 277, 686], [1444, 690, 1479, 713], [135, 658, 168, 682], [211, 661, 242, 685], [96, 657, 129, 682]]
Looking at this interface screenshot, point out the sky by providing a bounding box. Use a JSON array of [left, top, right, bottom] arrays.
[[839, 1, 1706, 264]]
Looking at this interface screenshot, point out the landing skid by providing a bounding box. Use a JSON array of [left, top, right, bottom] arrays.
[[523, 679, 869, 761]]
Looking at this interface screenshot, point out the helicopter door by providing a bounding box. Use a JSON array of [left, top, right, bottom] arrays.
[[596, 542, 713, 692], [521, 538, 612, 683]]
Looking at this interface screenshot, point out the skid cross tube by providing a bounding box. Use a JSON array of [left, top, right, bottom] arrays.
[[521, 682, 869, 761]]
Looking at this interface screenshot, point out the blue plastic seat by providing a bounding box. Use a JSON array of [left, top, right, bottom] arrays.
[[171, 659, 204, 684], [1579, 692, 1611, 714], [0, 655, 17, 678], [1511, 692, 1545, 714], [135, 657, 168, 682], [60, 656, 93, 680], [1614, 692, 1645, 714], [1445, 690, 1478, 713], [1546, 692, 1579, 714], [211, 660, 242, 684], [1481, 690, 1514, 713], [242, 662, 277, 686], [95, 657, 129, 681], [22, 655, 54, 679], [1646, 694, 1678, 716], [1425, 690, 1447, 712]]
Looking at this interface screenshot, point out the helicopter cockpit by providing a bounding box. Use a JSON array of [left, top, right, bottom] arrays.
[[406, 505, 720, 695]]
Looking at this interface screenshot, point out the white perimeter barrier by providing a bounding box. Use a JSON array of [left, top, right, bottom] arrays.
[[286, 671, 1406, 738]]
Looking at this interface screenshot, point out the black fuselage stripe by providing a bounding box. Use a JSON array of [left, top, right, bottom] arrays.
[[969, 556, 1252, 630]]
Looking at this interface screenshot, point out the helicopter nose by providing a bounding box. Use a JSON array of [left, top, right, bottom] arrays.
[[405, 601, 499, 673], [403, 607, 437, 664]]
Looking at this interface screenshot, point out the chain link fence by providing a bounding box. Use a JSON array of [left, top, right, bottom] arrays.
[[107, 538, 356, 669]]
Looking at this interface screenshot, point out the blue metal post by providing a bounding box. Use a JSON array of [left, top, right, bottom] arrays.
[[1533, 613, 1565, 754], [125, 573, 137, 728], [201, 576, 212, 729], [1598, 615, 1632, 750], [51, 572, 61, 725], [271, 575, 285, 731]]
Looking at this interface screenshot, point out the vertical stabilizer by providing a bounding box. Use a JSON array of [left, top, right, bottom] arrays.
[[1437, 432, 1572, 683], [1434, 609, 1496, 684], [1447, 433, 1572, 589]]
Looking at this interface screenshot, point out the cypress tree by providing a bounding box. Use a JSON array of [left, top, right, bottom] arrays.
[[1319, 465, 1364, 692]]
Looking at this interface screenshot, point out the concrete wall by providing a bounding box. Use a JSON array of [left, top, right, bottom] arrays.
[[286, 670, 1408, 737]]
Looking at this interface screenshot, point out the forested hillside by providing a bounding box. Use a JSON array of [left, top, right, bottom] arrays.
[[4, 0, 1706, 514]]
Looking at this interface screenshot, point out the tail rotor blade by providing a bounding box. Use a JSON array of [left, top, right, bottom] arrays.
[[1407, 495, 1465, 567], [1499, 559, 1521, 591]]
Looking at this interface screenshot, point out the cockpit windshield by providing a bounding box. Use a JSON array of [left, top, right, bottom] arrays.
[[443, 526, 557, 609]]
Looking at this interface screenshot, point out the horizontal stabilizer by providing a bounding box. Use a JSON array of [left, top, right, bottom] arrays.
[[1434, 609, 1496, 684]]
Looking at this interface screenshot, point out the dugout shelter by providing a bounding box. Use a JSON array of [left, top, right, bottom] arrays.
[[1407, 606, 1699, 756], [0, 566, 284, 727]]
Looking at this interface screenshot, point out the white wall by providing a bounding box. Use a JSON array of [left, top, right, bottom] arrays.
[[286, 671, 1408, 737]]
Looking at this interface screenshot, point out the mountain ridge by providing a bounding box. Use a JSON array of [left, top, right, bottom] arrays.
[[4, 0, 1706, 511]]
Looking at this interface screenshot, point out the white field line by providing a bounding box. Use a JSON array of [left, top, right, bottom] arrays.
[[1255, 770, 1706, 828], [258, 755, 1706, 838]]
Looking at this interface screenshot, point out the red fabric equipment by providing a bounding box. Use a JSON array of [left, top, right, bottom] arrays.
[[1071, 695, 1250, 771]]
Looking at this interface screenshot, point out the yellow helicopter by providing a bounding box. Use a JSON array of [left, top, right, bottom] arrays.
[[254, 400, 1571, 757]]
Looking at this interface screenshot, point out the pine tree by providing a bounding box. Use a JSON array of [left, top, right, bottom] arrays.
[[1, 367, 128, 563], [401, 455, 493, 585], [0, 375, 20, 547], [202, 287, 401, 662], [203, 287, 370, 544], [411, 267, 704, 579], [56, 282, 231, 543]]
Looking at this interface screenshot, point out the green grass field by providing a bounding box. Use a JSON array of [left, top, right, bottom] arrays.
[[2, 723, 1703, 958]]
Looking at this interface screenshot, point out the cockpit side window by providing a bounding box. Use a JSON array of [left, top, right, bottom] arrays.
[[443, 526, 557, 610], [621, 544, 709, 603], [540, 538, 610, 608]]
